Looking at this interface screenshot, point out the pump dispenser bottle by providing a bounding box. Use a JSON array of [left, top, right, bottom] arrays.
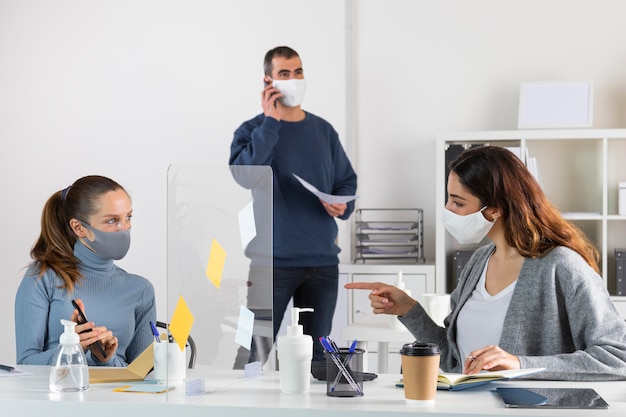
[[395, 270, 411, 296], [390, 270, 411, 328], [49, 319, 89, 392], [276, 307, 314, 393]]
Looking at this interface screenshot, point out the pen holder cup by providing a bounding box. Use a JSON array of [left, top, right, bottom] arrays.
[[325, 348, 364, 397], [153, 342, 186, 384]]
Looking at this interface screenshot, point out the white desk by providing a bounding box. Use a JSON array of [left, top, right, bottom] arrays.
[[341, 316, 414, 373], [3, 365, 625, 417]]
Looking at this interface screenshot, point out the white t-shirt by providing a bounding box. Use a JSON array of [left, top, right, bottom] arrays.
[[456, 255, 517, 361]]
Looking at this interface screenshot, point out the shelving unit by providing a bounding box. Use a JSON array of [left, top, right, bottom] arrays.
[[354, 208, 424, 264], [338, 262, 436, 372], [435, 129, 626, 317]]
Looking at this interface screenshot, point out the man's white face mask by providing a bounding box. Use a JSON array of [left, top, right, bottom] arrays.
[[271, 79, 307, 107], [441, 206, 495, 244]]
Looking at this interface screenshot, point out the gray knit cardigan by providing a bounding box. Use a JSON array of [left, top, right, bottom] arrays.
[[399, 243, 626, 380]]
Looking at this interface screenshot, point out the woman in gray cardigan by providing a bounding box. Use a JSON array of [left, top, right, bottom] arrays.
[[346, 146, 626, 381]]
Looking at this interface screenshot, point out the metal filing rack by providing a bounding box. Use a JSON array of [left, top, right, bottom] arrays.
[[354, 208, 424, 263]]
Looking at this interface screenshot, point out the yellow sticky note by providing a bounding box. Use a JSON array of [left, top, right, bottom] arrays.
[[206, 238, 226, 289], [169, 295, 194, 352]]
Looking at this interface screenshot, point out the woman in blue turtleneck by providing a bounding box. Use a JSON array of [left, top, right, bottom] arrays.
[[15, 175, 155, 366]]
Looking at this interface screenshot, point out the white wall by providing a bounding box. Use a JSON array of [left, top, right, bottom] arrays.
[[0, 0, 348, 363], [352, 0, 626, 254], [2, 0, 626, 364]]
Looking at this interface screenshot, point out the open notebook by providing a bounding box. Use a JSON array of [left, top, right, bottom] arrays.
[[437, 367, 545, 391], [89, 343, 154, 383]]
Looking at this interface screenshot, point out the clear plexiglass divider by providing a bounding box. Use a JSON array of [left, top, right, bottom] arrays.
[[165, 164, 274, 392]]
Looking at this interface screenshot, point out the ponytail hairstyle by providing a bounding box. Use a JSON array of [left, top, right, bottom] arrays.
[[450, 146, 600, 273], [30, 175, 127, 291]]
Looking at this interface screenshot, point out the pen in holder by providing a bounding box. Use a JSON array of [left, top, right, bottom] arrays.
[[320, 337, 364, 397], [150, 322, 186, 384], [153, 340, 186, 384]]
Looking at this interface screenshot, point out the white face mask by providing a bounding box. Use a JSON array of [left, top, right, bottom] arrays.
[[441, 206, 495, 244], [271, 78, 306, 107]]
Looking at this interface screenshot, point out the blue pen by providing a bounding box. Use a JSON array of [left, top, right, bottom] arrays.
[[150, 321, 161, 343], [348, 339, 357, 353], [330, 339, 359, 392], [321, 337, 362, 395], [319, 336, 335, 352]]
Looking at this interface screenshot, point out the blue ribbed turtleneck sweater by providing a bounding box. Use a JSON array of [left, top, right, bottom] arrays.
[[15, 242, 156, 366]]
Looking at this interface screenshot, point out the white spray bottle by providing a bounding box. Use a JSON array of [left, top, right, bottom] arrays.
[[49, 319, 90, 392], [276, 307, 314, 393]]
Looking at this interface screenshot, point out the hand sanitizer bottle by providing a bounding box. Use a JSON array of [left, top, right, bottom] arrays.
[[49, 319, 89, 392], [276, 307, 314, 393], [390, 270, 411, 328], [395, 270, 411, 297]]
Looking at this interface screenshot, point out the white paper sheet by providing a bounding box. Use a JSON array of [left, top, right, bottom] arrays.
[[235, 305, 255, 350], [293, 174, 358, 205], [237, 199, 256, 250]]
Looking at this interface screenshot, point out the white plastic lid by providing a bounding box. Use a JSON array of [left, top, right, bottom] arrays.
[[59, 319, 80, 345]]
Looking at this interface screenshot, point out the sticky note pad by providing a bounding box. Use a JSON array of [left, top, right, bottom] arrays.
[[235, 305, 255, 350], [114, 384, 174, 394], [169, 295, 194, 352], [206, 239, 226, 289]]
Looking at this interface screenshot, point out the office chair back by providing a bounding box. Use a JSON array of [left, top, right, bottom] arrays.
[[156, 321, 196, 369]]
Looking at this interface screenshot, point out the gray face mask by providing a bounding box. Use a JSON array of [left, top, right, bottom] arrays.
[[80, 222, 131, 260]]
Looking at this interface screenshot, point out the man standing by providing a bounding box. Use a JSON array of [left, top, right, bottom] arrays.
[[229, 46, 357, 373]]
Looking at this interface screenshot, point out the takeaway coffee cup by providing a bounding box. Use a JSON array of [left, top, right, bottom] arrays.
[[400, 342, 441, 404]]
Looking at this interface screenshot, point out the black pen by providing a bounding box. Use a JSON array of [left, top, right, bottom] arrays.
[[0, 364, 15, 373]]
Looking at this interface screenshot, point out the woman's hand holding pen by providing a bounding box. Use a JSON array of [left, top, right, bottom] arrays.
[[344, 281, 417, 317], [463, 345, 520, 375]]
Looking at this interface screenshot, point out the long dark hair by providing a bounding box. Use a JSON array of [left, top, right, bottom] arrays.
[[30, 175, 128, 291], [450, 146, 599, 272]]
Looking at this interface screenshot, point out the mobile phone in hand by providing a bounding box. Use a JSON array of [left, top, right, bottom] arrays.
[[71, 299, 107, 358], [263, 78, 278, 108]]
